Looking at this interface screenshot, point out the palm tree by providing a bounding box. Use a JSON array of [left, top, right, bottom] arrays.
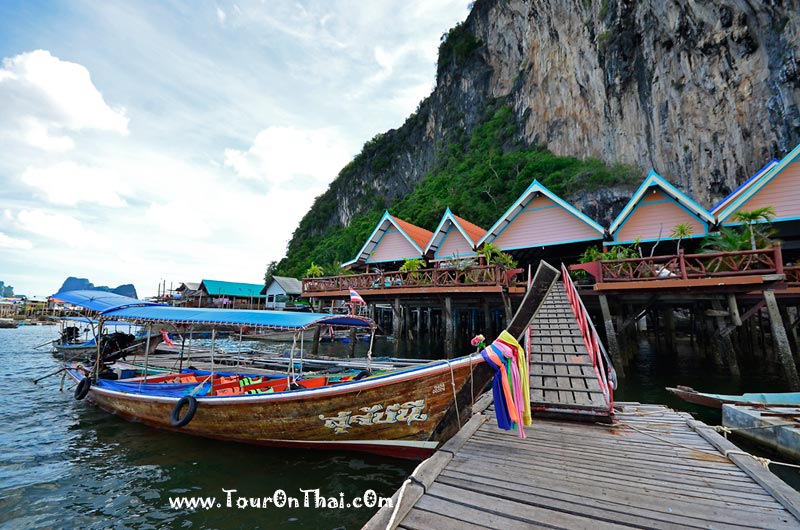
[[732, 206, 776, 250], [305, 262, 324, 278], [670, 223, 694, 254]]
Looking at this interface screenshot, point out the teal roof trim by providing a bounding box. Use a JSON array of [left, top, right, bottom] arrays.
[[344, 211, 424, 267], [426, 208, 477, 255], [609, 170, 714, 235], [716, 143, 800, 223], [200, 280, 266, 298], [477, 180, 604, 247]]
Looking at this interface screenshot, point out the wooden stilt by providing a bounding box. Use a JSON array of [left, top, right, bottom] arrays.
[[711, 298, 739, 376], [444, 297, 454, 359], [764, 290, 800, 390], [780, 304, 800, 366], [392, 298, 402, 339], [598, 294, 625, 377], [663, 306, 674, 352], [349, 328, 357, 358], [728, 294, 743, 327], [312, 325, 321, 356]]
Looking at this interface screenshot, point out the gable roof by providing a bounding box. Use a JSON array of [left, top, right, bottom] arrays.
[[710, 159, 779, 216], [260, 276, 302, 296], [609, 170, 714, 236], [343, 211, 433, 267], [477, 180, 604, 247], [425, 208, 486, 257], [200, 279, 265, 298], [715, 143, 800, 224]]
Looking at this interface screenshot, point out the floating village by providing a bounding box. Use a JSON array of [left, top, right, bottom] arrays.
[[6, 142, 800, 527]]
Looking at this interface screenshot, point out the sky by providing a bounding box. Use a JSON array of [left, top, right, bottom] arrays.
[[0, 0, 471, 299]]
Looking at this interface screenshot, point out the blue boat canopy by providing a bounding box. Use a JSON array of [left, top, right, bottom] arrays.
[[53, 290, 160, 313], [100, 305, 375, 330]]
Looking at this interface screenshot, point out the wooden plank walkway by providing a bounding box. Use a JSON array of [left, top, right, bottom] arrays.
[[529, 282, 611, 418], [365, 398, 800, 529]]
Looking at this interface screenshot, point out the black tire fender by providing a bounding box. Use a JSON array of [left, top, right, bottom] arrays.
[[74, 377, 91, 400], [170, 395, 198, 427]]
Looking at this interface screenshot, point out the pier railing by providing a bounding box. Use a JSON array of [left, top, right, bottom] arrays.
[[561, 263, 615, 411], [302, 265, 524, 294], [572, 242, 784, 283]]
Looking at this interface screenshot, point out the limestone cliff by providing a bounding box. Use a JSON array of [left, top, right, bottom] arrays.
[[458, 0, 800, 205], [283, 0, 800, 271]]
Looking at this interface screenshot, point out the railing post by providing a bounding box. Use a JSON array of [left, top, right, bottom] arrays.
[[775, 241, 784, 275], [678, 249, 688, 280]]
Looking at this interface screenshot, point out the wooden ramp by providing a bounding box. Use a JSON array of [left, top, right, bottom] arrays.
[[365, 398, 800, 530], [528, 282, 612, 419]]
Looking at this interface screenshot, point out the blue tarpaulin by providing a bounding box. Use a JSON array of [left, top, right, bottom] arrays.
[[101, 305, 375, 330], [53, 290, 159, 313], [54, 290, 375, 330]]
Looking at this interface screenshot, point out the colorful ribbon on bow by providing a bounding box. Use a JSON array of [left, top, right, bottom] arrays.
[[479, 331, 531, 438]]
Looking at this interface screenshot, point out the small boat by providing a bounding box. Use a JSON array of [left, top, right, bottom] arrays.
[[666, 385, 800, 409], [0, 317, 19, 329], [62, 262, 561, 458], [723, 404, 800, 461], [52, 316, 162, 361]]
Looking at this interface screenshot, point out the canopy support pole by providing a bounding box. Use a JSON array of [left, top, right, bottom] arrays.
[[142, 323, 153, 383], [92, 319, 104, 383]]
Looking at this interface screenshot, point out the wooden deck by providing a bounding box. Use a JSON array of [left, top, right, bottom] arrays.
[[365, 398, 800, 529], [528, 283, 612, 418]]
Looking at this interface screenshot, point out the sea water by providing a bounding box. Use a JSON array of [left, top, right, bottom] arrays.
[[0, 326, 415, 529], [3, 326, 800, 529]]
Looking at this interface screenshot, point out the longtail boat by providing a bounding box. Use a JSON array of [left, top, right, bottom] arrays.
[[666, 385, 800, 409], [62, 263, 560, 458]]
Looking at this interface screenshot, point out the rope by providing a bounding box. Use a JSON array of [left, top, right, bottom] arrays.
[[447, 360, 460, 427], [609, 421, 800, 470], [386, 459, 427, 529], [366, 330, 375, 374]]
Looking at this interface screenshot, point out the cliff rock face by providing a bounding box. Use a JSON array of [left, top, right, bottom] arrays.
[[461, 0, 800, 205], [295, 0, 800, 241]]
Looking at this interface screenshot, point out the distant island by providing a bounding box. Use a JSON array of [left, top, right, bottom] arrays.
[[56, 277, 138, 299], [0, 281, 15, 298]]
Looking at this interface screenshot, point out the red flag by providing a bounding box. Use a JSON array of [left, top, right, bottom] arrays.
[[349, 288, 365, 304]]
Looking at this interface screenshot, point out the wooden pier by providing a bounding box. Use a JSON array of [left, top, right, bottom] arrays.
[[365, 398, 800, 529]]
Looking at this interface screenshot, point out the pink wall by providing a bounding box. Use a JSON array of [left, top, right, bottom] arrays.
[[367, 229, 419, 263], [436, 225, 473, 258], [494, 196, 601, 249], [616, 190, 705, 242], [727, 162, 800, 223]]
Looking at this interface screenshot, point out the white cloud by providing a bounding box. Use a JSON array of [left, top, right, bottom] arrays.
[[0, 232, 33, 250], [20, 162, 128, 207], [0, 50, 128, 151], [224, 126, 355, 187], [0, 2, 472, 298], [15, 209, 103, 248]]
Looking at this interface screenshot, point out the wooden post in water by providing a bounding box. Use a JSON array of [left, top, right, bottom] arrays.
[[779, 305, 800, 365], [312, 325, 321, 356], [764, 290, 800, 390], [392, 298, 402, 339], [711, 298, 739, 376], [598, 294, 625, 377], [663, 306, 675, 352], [444, 296, 454, 358]]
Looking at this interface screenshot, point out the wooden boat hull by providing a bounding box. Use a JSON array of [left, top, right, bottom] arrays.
[[68, 355, 493, 459], [667, 386, 800, 409]]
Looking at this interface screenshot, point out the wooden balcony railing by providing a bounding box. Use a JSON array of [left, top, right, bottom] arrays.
[[302, 265, 524, 294], [571, 242, 785, 283]]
